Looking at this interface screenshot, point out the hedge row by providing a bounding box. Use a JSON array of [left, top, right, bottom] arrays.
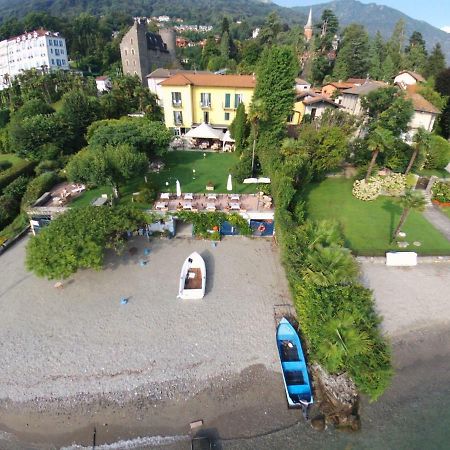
[[21, 171, 60, 208], [0, 159, 35, 193]]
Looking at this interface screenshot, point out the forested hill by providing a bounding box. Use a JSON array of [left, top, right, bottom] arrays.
[[0, 0, 305, 26], [293, 0, 450, 62]]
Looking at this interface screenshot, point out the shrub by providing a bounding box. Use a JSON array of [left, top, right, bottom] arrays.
[[0, 159, 35, 192], [21, 171, 59, 208], [0, 176, 29, 229], [432, 181, 450, 203], [35, 159, 60, 175], [352, 174, 406, 201], [0, 161, 12, 171], [425, 135, 450, 170], [135, 187, 156, 204]]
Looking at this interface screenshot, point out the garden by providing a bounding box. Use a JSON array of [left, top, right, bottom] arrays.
[[306, 178, 450, 255], [70, 150, 259, 209]]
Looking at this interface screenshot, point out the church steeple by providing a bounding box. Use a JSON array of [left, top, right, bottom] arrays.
[[304, 8, 313, 42]]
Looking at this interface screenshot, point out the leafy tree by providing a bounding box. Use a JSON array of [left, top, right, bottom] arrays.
[[8, 113, 68, 160], [220, 31, 230, 60], [229, 103, 249, 154], [377, 95, 413, 136], [365, 127, 394, 181], [316, 9, 339, 52], [251, 45, 297, 160], [392, 189, 426, 240], [424, 43, 446, 79], [435, 68, 450, 139], [66, 144, 148, 197], [59, 89, 101, 150], [14, 99, 55, 121], [258, 12, 282, 46], [425, 135, 450, 169], [380, 54, 395, 81], [201, 35, 220, 69], [385, 19, 405, 74], [332, 24, 370, 80], [87, 118, 171, 158], [368, 34, 385, 80], [26, 205, 147, 279], [417, 81, 447, 112], [405, 128, 432, 174], [237, 40, 263, 74], [403, 31, 427, 74]]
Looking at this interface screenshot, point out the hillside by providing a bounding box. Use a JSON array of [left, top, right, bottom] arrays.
[[292, 0, 450, 62], [0, 0, 306, 27]]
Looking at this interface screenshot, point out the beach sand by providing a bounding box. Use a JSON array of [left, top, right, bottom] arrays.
[[1, 239, 450, 449], [0, 236, 300, 448]]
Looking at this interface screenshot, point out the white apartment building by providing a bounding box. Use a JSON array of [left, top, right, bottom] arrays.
[[0, 29, 69, 89]]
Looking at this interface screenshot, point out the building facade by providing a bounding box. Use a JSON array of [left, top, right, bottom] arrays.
[[159, 73, 256, 134], [0, 29, 69, 89], [120, 18, 176, 84]]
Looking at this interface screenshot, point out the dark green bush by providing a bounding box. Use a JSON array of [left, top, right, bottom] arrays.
[[0, 160, 35, 193], [0, 176, 29, 229], [0, 161, 12, 171]]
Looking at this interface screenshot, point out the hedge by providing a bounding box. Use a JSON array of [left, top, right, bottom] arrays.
[[21, 171, 59, 208], [0, 159, 35, 193]]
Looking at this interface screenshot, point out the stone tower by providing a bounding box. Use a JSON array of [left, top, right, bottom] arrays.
[[304, 8, 313, 42], [120, 18, 176, 84]]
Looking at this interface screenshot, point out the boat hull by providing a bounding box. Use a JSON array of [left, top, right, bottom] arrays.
[[276, 318, 313, 408], [178, 252, 206, 300]]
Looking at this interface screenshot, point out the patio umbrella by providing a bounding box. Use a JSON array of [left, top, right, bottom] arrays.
[[185, 122, 224, 140], [227, 174, 233, 191], [176, 179, 181, 198]]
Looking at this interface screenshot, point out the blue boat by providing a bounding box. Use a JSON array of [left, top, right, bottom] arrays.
[[276, 318, 313, 408]]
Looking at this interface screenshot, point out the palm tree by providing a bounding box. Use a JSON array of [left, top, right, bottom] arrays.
[[365, 127, 394, 182], [404, 127, 432, 175], [317, 312, 372, 372], [303, 245, 358, 287], [392, 189, 426, 241]]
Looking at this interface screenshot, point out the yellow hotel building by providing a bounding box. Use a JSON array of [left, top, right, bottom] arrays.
[[159, 73, 256, 134]]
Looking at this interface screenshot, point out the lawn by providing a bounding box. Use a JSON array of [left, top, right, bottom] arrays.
[[306, 178, 450, 256], [440, 207, 450, 220], [0, 153, 26, 167], [148, 151, 257, 194], [70, 151, 258, 208]]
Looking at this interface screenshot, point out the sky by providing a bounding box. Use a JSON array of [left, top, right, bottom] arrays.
[[273, 0, 450, 31]]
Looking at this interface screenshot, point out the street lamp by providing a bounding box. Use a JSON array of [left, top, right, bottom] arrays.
[[193, 169, 196, 180]]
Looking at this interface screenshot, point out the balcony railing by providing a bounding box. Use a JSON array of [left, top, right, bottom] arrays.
[[172, 100, 182, 107], [200, 101, 211, 109]]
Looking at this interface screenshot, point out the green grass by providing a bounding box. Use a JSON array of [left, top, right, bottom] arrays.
[[69, 185, 113, 207], [440, 207, 450, 220], [306, 178, 450, 256], [417, 169, 450, 179], [0, 153, 25, 166], [71, 151, 258, 208], [148, 151, 257, 194], [51, 100, 63, 112]]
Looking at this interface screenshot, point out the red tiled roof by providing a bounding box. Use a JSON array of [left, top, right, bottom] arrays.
[[159, 73, 256, 88]]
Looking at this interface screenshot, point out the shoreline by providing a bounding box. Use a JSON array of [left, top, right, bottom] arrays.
[[1, 324, 450, 449]]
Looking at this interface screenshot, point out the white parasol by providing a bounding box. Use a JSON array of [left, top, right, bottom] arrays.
[[226, 174, 233, 191]]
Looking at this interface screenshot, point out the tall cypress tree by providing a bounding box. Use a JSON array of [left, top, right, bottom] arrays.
[[251, 45, 297, 160], [425, 43, 446, 79]]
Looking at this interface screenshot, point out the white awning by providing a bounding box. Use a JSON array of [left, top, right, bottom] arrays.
[[185, 122, 224, 140], [221, 129, 235, 142]]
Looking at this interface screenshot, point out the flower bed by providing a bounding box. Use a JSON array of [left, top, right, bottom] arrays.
[[431, 181, 450, 203], [352, 174, 406, 201]]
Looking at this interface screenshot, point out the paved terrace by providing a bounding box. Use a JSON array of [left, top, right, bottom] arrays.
[[153, 193, 274, 214]]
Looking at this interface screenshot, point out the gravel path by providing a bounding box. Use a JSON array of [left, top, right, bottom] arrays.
[[360, 261, 450, 336], [0, 236, 290, 404]]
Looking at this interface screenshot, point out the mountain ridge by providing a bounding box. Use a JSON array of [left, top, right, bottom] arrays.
[[293, 0, 450, 62]]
